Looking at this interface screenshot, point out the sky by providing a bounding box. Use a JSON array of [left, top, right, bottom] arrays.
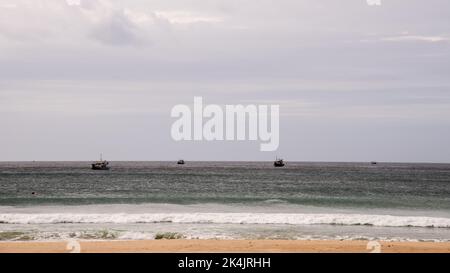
[[1, 0, 450, 162]]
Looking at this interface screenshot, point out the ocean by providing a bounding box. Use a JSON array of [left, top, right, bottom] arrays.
[[0, 161, 449, 242]]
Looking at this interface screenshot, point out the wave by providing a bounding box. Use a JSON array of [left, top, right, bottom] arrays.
[[3, 229, 448, 242], [1, 213, 450, 228]]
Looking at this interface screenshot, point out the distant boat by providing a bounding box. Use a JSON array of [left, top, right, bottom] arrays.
[[91, 154, 110, 170], [371, 161, 378, 165], [274, 158, 285, 167], [177, 159, 185, 165]]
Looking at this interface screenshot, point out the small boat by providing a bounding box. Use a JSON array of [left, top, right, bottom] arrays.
[[274, 158, 285, 167], [177, 159, 185, 165], [371, 161, 378, 165], [91, 154, 110, 170]]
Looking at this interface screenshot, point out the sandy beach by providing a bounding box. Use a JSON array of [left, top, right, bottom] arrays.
[[0, 240, 449, 253]]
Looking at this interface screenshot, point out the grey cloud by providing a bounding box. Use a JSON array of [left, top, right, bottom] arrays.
[[1, 0, 450, 161], [90, 10, 142, 46]]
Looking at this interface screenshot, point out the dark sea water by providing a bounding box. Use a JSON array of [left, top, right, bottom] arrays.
[[0, 161, 449, 242]]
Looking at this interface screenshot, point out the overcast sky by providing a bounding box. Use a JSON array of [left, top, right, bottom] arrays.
[[1, 0, 450, 162]]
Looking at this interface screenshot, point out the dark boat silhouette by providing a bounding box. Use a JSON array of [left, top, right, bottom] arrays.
[[177, 159, 185, 165], [371, 161, 378, 165], [274, 158, 285, 167], [91, 154, 110, 170]]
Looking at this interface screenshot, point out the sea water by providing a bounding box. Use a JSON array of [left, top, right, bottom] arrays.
[[0, 161, 449, 241]]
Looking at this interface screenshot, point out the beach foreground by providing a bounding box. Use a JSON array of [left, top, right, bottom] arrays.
[[1, 240, 449, 253]]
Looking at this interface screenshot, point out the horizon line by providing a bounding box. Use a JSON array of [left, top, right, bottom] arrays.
[[1, 160, 449, 164]]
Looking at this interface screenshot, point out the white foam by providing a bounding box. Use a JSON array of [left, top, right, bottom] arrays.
[[1, 213, 450, 228], [117, 232, 155, 240]]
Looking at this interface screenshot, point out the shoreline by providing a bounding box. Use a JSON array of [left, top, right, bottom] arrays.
[[1, 240, 450, 253]]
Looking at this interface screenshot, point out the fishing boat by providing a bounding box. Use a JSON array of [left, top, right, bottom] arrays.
[[91, 154, 110, 170], [274, 158, 285, 167], [177, 159, 185, 165]]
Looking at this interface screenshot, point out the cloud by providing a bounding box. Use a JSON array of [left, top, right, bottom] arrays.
[[0, 3, 17, 9], [1, 0, 450, 161], [66, 0, 81, 6], [382, 35, 450, 43], [89, 10, 142, 46], [154, 11, 223, 24], [0, 0, 225, 47]]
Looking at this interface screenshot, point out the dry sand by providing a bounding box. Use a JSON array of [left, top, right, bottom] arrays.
[[0, 240, 449, 253]]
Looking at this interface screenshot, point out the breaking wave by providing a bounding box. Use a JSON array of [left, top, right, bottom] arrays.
[[1, 213, 450, 228]]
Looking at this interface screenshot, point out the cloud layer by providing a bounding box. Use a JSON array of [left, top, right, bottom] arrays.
[[1, 0, 450, 161]]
